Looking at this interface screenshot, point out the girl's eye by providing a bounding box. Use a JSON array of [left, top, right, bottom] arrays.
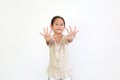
[[55, 23, 63, 26], [60, 24, 63, 26]]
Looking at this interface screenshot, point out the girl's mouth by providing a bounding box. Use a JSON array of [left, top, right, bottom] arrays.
[[56, 29, 62, 30]]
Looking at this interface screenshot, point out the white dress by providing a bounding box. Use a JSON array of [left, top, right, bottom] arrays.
[[47, 36, 72, 79]]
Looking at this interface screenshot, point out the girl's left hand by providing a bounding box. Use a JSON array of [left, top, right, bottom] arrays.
[[66, 26, 79, 42]]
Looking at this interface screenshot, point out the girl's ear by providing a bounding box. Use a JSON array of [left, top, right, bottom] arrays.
[[64, 26, 66, 28], [50, 25, 53, 29]]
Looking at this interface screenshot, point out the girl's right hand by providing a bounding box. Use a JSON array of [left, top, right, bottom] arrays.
[[40, 27, 52, 41]]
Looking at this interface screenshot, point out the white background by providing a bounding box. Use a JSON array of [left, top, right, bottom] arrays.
[[0, 0, 120, 80]]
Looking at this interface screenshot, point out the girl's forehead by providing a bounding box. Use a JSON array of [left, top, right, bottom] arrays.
[[54, 18, 64, 23]]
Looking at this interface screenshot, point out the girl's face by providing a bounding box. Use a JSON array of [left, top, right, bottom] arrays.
[[51, 18, 65, 34]]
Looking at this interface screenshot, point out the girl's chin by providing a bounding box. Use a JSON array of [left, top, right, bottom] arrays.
[[55, 31, 63, 34]]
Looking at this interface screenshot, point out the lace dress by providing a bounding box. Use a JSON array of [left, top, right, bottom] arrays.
[[47, 36, 72, 79]]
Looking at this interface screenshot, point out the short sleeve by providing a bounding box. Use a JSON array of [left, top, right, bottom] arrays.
[[63, 35, 69, 45]]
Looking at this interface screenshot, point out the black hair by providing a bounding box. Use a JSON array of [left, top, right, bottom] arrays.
[[51, 16, 65, 26]]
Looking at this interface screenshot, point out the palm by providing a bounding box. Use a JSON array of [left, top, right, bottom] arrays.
[[66, 26, 79, 38], [40, 27, 52, 40]]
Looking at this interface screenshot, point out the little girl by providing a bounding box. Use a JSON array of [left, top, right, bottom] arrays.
[[40, 16, 79, 80]]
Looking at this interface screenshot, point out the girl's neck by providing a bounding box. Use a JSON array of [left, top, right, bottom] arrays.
[[53, 33, 63, 44], [53, 33, 63, 38]]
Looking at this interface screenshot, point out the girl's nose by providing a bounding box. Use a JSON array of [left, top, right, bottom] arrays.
[[57, 25, 61, 27]]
